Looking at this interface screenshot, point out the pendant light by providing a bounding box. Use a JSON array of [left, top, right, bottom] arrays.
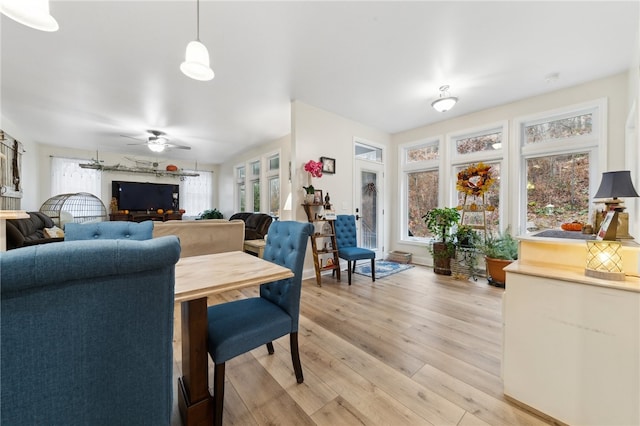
[[1, 0, 59, 32], [431, 85, 458, 112], [180, 0, 214, 81]]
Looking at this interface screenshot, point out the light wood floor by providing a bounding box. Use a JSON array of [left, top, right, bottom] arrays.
[[171, 264, 554, 426]]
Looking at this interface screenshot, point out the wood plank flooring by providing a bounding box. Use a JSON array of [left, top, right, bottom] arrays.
[[171, 264, 556, 426]]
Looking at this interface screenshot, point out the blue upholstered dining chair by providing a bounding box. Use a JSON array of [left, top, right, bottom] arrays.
[[334, 214, 376, 285], [206, 220, 314, 426]]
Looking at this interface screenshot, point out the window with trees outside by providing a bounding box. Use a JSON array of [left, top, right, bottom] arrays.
[[266, 153, 280, 217], [401, 139, 440, 240], [519, 107, 600, 232], [451, 125, 506, 232], [236, 166, 245, 212], [249, 160, 260, 212]]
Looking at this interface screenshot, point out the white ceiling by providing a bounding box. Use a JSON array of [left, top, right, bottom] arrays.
[[1, 1, 638, 164]]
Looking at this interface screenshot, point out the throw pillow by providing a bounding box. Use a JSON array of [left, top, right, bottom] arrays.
[[44, 226, 65, 238]]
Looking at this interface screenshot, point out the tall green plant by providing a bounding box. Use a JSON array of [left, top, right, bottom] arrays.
[[481, 228, 518, 260], [422, 207, 460, 243]]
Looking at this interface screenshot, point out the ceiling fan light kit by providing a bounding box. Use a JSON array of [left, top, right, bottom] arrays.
[[1, 0, 59, 32], [181, 0, 214, 82], [431, 85, 458, 112], [148, 143, 166, 153]]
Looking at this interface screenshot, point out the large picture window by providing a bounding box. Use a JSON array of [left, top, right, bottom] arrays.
[[518, 103, 603, 233], [400, 139, 440, 242]]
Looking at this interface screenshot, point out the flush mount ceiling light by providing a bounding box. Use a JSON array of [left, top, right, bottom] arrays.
[[1, 0, 59, 32], [431, 85, 458, 112], [180, 0, 214, 81]]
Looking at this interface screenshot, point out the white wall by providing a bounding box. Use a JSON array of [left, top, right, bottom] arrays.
[[390, 72, 633, 265], [291, 101, 391, 277]]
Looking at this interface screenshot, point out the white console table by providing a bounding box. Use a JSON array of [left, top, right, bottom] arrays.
[[503, 235, 640, 425]]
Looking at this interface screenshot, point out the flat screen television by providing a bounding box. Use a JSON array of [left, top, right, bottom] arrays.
[[112, 181, 179, 212]]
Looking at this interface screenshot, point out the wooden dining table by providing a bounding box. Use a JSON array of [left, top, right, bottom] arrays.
[[174, 250, 294, 426]]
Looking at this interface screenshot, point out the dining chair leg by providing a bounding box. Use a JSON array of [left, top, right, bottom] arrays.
[[352, 261, 356, 273], [371, 258, 376, 282], [289, 332, 304, 383], [266, 342, 275, 354], [213, 363, 225, 426], [347, 261, 352, 285]]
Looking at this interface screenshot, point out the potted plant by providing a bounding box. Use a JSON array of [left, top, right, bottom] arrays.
[[199, 208, 224, 219], [480, 228, 518, 287], [454, 225, 480, 249], [451, 225, 481, 279], [422, 207, 460, 275]]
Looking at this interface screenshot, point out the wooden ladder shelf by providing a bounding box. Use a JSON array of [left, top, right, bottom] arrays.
[[302, 203, 341, 286]]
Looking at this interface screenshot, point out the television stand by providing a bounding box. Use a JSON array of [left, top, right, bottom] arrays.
[[109, 211, 183, 222]]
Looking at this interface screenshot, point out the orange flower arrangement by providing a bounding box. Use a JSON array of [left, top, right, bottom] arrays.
[[456, 162, 495, 196]]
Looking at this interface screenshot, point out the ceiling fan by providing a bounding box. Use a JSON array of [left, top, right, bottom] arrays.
[[122, 129, 191, 153]]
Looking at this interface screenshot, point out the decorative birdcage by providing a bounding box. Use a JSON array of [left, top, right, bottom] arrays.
[[39, 192, 107, 228]]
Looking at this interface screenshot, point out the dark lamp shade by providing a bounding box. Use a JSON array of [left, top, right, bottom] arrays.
[[594, 170, 639, 199]]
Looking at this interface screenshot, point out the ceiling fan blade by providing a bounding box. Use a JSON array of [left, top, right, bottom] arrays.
[[126, 142, 149, 146], [169, 144, 191, 150]]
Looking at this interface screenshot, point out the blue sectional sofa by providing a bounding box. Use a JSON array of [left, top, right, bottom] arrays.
[[0, 236, 181, 425]]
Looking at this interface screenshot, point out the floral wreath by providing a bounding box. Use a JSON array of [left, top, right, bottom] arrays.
[[456, 162, 495, 196]]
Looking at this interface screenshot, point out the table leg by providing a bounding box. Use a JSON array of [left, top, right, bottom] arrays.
[[178, 297, 214, 425]]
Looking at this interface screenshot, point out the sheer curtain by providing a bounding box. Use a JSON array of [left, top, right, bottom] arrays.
[[180, 170, 213, 217], [50, 157, 101, 197]]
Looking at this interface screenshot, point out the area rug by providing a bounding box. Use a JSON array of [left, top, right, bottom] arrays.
[[352, 260, 414, 279]]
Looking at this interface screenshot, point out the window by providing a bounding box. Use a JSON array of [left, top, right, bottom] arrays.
[[237, 152, 281, 214], [525, 152, 591, 231], [524, 113, 592, 144], [356, 142, 383, 162], [456, 131, 502, 154], [268, 177, 280, 216], [400, 139, 440, 242], [180, 170, 213, 217], [50, 157, 101, 197], [236, 166, 246, 212], [518, 104, 602, 233], [266, 153, 280, 216], [455, 162, 501, 229], [450, 124, 506, 232], [407, 170, 439, 238]]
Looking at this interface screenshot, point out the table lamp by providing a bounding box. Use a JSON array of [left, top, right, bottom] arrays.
[[585, 240, 625, 281], [593, 170, 639, 240]]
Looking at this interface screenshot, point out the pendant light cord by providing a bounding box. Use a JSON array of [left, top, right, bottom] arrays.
[[196, 0, 200, 41]]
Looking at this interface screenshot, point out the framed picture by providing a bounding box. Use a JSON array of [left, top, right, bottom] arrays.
[[596, 210, 617, 240], [314, 189, 323, 204], [320, 157, 335, 174]]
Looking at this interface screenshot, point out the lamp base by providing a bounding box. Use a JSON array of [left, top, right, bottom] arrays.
[[584, 269, 625, 281], [594, 211, 633, 240]]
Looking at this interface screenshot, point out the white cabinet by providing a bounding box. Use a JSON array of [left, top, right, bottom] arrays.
[[503, 233, 640, 426]]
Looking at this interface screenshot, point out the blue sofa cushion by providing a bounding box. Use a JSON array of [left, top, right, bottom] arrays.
[[64, 220, 154, 241]]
